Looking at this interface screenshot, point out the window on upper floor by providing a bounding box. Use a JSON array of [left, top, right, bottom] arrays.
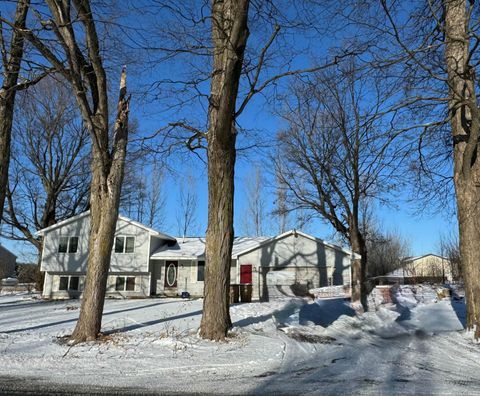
[[58, 236, 79, 253], [114, 236, 135, 253], [197, 260, 205, 282]]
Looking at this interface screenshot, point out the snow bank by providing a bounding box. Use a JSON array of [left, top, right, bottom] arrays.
[[0, 287, 471, 395]]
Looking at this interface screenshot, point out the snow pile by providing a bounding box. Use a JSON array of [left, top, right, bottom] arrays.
[[393, 285, 419, 308], [326, 306, 408, 340], [309, 285, 349, 298], [231, 298, 304, 332]]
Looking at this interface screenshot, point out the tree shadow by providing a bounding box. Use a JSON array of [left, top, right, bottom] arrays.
[[299, 298, 355, 327], [252, 329, 442, 395], [233, 300, 303, 328], [104, 309, 203, 334], [395, 305, 412, 322], [0, 299, 66, 308], [256, 232, 351, 302], [449, 297, 466, 329], [1, 300, 178, 334]]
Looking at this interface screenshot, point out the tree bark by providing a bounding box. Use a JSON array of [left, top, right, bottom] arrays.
[[0, 0, 29, 222], [199, 0, 250, 341], [350, 228, 368, 310], [444, 0, 480, 338], [70, 68, 129, 343], [4, 0, 130, 343]]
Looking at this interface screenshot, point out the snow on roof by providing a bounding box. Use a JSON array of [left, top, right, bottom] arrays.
[[150, 236, 269, 260], [232, 229, 358, 258], [403, 254, 448, 263], [385, 268, 405, 278], [150, 230, 356, 260]]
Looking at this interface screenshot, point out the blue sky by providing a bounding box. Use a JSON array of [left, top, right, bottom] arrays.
[[0, 0, 458, 262]]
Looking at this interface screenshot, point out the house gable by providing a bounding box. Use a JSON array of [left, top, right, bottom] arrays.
[[40, 212, 175, 273]]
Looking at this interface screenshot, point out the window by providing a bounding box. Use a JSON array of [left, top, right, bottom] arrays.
[[59, 276, 80, 291], [58, 236, 79, 253], [59, 276, 69, 290], [69, 276, 79, 291], [197, 261, 205, 282], [115, 276, 125, 290], [58, 237, 68, 253], [115, 276, 135, 291], [126, 277, 135, 291], [115, 236, 135, 253], [68, 237, 78, 253]]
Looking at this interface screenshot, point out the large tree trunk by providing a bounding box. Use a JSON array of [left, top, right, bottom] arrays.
[[350, 228, 368, 310], [71, 188, 120, 341], [0, 0, 29, 222], [444, 0, 480, 338], [70, 70, 129, 343], [199, 0, 250, 341]]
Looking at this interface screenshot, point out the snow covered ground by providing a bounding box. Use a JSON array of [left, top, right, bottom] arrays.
[[0, 285, 479, 395]]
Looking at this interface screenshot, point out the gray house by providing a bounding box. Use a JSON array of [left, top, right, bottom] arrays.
[[39, 212, 353, 300], [0, 244, 17, 279]]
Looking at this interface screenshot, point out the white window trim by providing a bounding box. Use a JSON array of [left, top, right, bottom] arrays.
[[59, 275, 82, 291], [114, 236, 135, 254], [115, 276, 136, 291], [58, 236, 79, 254], [197, 260, 205, 282]]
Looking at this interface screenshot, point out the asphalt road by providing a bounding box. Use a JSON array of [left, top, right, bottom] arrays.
[[0, 376, 205, 396]]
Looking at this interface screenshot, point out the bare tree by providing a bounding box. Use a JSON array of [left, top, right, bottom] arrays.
[[349, 0, 480, 337], [273, 165, 289, 234], [145, 165, 166, 229], [366, 227, 411, 278], [241, 166, 267, 236], [127, 1, 359, 339], [176, 175, 198, 238], [274, 64, 405, 309], [0, 0, 30, 224], [443, 0, 480, 336], [439, 232, 462, 282], [198, 0, 250, 341], [121, 165, 147, 222], [3, 0, 132, 343], [1, 76, 90, 287]]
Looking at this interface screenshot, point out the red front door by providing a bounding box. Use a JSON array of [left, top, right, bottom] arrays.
[[240, 264, 252, 284]]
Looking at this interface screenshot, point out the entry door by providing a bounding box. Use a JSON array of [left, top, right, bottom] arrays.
[[151, 260, 163, 295], [240, 264, 253, 284], [164, 261, 178, 288]]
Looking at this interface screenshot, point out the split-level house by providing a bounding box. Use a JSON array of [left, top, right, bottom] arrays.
[[39, 211, 354, 300]]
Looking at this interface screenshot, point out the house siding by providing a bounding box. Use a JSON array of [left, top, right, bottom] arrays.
[[42, 272, 150, 299], [39, 214, 352, 302], [150, 259, 237, 297], [0, 245, 17, 278], [41, 214, 156, 299], [404, 255, 452, 281], [41, 216, 151, 274], [237, 234, 351, 300]]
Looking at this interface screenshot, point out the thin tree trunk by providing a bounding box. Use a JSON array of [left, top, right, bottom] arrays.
[[70, 69, 129, 343], [0, 0, 29, 222], [444, 0, 480, 338], [199, 0, 250, 341]]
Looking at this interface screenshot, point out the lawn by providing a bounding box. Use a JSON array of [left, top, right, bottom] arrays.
[[0, 286, 478, 395]]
